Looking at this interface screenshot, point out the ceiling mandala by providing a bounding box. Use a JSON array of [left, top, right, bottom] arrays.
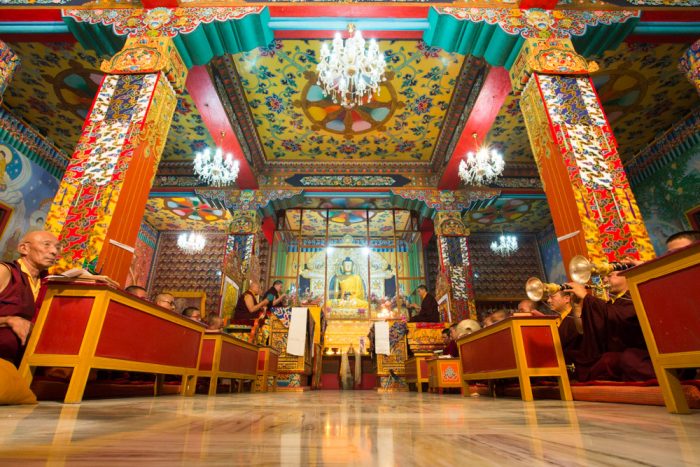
[[230, 39, 464, 163], [3, 41, 212, 164], [144, 196, 231, 232]]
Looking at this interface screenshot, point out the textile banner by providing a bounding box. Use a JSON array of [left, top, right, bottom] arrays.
[[374, 321, 391, 356], [286, 307, 308, 356]]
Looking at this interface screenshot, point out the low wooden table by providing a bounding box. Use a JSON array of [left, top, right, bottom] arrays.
[[456, 317, 572, 402], [255, 346, 279, 392], [625, 242, 700, 414], [19, 282, 204, 403], [198, 331, 259, 395], [427, 357, 462, 394], [405, 353, 432, 393]]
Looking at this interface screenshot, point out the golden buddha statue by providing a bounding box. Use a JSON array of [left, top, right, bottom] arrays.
[[330, 257, 368, 308]]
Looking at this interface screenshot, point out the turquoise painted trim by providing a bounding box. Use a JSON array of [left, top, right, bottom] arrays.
[[62, 8, 273, 67], [633, 22, 700, 35], [269, 17, 429, 31], [0, 22, 69, 34]]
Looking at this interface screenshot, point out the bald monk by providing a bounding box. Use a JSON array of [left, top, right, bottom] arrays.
[[566, 271, 654, 382], [0, 231, 60, 367], [232, 281, 270, 326]]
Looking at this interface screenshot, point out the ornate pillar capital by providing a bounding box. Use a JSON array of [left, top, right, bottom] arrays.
[[229, 210, 262, 235], [509, 37, 598, 93], [101, 36, 187, 93], [434, 211, 470, 237]]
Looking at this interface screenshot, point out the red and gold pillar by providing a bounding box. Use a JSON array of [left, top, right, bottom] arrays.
[[680, 39, 700, 95], [0, 38, 19, 102], [510, 38, 654, 270], [434, 211, 476, 322], [46, 37, 186, 284]]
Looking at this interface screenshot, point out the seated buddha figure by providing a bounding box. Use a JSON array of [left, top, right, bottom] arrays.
[[330, 257, 368, 308]]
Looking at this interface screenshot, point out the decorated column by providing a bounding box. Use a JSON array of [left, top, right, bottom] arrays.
[[0, 39, 19, 102], [510, 38, 654, 271], [46, 37, 185, 284], [434, 211, 476, 322], [680, 39, 700, 95]]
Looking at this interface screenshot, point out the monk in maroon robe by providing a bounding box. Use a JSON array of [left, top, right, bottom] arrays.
[[0, 231, 59, 367], [566, 272, 655, 382]]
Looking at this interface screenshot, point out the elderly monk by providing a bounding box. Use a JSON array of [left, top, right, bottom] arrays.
[[0, 230, 60, 367], [407, 285, 440, 323], [232, 281, 269, 326], [566, 271, 654, 382]]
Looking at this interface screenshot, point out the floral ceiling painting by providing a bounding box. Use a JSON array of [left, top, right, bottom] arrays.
[[463, 198, 553, 233], [487, 42, 699, 168], [2, 41, 212, 163], [231, 39, 465, 163], [143, 196, 231, 232]]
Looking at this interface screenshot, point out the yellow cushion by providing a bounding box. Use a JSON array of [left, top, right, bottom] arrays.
[[0, 359, 37, 405]]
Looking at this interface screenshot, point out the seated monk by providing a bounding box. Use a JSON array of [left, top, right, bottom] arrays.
[[0, 231, 59, 367], [407, 285, 440, 323], [442, 324, 458, 357], [232, 281, 269, 326], [564, 272, 655, 382]]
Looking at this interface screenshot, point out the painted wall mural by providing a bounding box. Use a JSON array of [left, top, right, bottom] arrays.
[[232, 40, 464, 163], [150, 231, 228, 317], [632, 142, 700, 254], [470, 233, 544, 299], [537, 224, 567, 284], [0, 143, 60, 261]]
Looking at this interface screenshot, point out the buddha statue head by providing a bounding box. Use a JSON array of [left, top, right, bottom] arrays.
[[340, 257, 355, 275]]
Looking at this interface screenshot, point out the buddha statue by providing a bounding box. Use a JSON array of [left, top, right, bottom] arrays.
[[330, 257, 367, 307]]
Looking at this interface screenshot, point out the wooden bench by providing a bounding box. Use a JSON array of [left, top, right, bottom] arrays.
[[456, 316, 572, 402], [427, 357, 462, 394], [197, 331, 259, 395], [19, 282, 204, 403], [625, 242, 700, 414]]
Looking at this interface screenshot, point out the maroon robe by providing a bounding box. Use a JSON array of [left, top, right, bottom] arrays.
[[0, 261, 38, 367], [567, 292, 654, 382], [232, 291, 259, 326], [408, 293, 440, 323], [444, 339, 459, 358]]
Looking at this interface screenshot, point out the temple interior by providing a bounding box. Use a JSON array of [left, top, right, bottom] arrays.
[[1, 0, 700, 464]]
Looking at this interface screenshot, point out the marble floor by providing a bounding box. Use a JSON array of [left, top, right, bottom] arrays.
[[1, 392, 699, 466]]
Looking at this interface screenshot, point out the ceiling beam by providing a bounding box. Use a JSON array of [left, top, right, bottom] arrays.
[[186, 65, 258, 190], [438, 66, 512, 190], [518, 0, 559, 9]]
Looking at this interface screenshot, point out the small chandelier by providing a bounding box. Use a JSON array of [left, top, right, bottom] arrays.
[[316, 24, 387, 108], [491, 234, 518, 257], [193, 132, 240, 187], [458, 133, 505, 186], [177, 232, 206, 254]]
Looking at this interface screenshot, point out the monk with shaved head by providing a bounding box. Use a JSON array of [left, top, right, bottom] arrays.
[[0, 230, 60, 366]]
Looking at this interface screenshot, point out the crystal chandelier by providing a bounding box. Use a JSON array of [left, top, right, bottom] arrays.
[[458, 133, 505, 186], [177, 232, 206, 254], [490, 234, 518, 257], [316, 24, 387, 108], [193, 132, 240, 187]]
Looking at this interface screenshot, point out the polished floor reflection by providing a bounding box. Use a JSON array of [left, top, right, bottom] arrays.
[[1, 392, 699, 465]]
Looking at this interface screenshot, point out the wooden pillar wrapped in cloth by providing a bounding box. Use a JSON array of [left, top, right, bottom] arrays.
[[45, 37, 185, 285], [0, 38, 19, 102], [434, 212, 476, 321], [511, 38, 654, 272]]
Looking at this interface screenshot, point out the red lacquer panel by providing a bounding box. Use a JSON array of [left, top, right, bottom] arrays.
[[35, 296, 94, 355], [521, 326, 558, 369], [95, 301, 201, 368], [198, 339, 215, 371], [460, 327, 516, 373], [219, 341, 257, 375], [637, 263, 700, 354], [419, 359, 429, 378]]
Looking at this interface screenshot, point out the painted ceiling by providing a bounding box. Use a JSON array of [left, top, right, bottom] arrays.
[[230, 39, 465, 164], [2, 41, 213, 163], [463, 198, 553, 233], [143, 196, 231, 232], [488, 41, 699, 167]]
